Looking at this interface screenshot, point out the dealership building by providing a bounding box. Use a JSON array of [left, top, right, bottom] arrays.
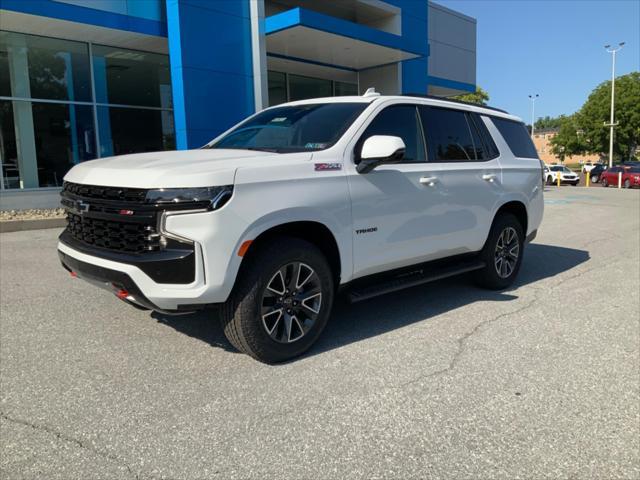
[[0, 0, 477, 209]]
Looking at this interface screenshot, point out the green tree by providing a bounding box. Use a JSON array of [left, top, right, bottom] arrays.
[[452, 86, 489, 105], [549, 114, 589, 161], [576, 72, 640, 162], [535, 115, 565, 131]]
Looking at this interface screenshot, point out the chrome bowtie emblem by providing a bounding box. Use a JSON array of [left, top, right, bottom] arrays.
[[76, 200, 90, 214]]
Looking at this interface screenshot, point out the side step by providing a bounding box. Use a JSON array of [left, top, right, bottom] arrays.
[[348, 258, 486, 303]]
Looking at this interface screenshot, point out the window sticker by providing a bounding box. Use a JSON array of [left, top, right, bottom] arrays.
[[305, 142, 326, 149]]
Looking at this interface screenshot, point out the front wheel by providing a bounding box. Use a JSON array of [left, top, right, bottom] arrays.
[[474, 213, 524, 290], [602, 178, 609, 187], [591, 175, 599, 183], [546, 176, 554, 186], [624, 179, 631, 189], [220, 237, 334, 363]]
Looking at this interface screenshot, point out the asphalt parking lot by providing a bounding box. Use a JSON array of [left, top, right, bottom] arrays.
[[1, 186, 639, 479]]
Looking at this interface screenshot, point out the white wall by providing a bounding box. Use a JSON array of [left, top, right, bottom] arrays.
[[358, 63, 400, 95]]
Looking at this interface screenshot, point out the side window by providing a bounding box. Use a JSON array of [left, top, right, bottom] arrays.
[[418, 106, 477, 162], [357, 105, 426, 163], [491, 117, 539, 159], [470, 114, 500, 159]]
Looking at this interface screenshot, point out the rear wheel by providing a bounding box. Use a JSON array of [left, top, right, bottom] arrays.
[[624, 179, 631, 189], [591, 174, 599, 183], [474, 213, 524, 290], [220, 237, 334, 363]]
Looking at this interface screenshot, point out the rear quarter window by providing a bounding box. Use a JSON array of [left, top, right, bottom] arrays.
[[491, 118, 539, 159]]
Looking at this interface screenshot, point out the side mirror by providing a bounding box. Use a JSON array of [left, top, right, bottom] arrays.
[[356, 135, 405, 174]]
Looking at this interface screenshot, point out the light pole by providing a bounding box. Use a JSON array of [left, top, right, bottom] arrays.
[[528, 94, 539, 138], [604, 42, 625, 168]]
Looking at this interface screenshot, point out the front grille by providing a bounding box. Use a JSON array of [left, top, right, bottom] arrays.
[[63, 182, 147, 203], [67, 213, 160, 253], [62, 182, 160, 254]]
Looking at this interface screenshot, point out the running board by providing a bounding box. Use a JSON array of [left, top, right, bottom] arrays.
[[348, 259, 486, 303]]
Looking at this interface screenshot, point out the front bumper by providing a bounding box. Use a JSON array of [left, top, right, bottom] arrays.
[[58, 249, 204, 314]]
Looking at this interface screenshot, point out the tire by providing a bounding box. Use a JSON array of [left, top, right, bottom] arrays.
[[624, 179, 631, 189], [474, 213, 524, 290], [572, 181, 578, 186], [591, 175, 599, 183], [546, 176, 554, 186], [602, 178, 608, 187], [220, 236, 334, 363]]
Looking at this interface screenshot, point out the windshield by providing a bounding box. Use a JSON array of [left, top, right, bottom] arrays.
[[551, 166, 572, 173], [208, 103, 368, 153]]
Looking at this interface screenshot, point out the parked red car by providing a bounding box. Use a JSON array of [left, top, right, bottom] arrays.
[[622, 166, 640, 189], [601, 165, 640, 188], [600, 166, 624, 187]]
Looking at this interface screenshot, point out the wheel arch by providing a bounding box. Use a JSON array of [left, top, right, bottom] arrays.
[[494, 200, 528, 235], [240, 220, 343, 285]]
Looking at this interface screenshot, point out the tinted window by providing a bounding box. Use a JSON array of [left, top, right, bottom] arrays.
[[419, 107, 476, 161], [492, 118, 539, 158], [211, 103, 367, 153], [628, 166, 640, 173], [358, 105, 426, 163]]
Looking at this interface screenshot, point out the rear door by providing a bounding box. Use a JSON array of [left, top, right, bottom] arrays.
[[417, 106, 504, 253]]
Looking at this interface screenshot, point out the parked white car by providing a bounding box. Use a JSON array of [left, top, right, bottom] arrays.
[[545, 165, 579, 186], [58, 90, 545, 363]]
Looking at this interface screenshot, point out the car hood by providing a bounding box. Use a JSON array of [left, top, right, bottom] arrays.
[[63, 149, 313, 188]]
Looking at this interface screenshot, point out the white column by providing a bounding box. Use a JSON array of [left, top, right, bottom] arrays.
[[250, 0, 268, 111], [7, 36, 39, 188]]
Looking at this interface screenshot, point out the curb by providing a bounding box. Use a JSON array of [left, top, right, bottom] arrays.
[[0, 218, 66, 233]]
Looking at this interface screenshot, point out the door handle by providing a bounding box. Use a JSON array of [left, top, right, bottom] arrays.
[[419, 176, 438, 186], [482, 173, 497, 182]]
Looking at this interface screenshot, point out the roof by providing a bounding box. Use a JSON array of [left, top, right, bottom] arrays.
[[285, 94, 522, 122]]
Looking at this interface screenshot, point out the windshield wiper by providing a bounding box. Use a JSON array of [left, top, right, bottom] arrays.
[[210, 146, 282, 153]]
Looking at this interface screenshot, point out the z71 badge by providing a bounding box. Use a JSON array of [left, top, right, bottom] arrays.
[[314, 163, 342, 171]]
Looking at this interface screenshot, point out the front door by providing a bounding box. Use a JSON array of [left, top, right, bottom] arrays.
[[347, 103, 451, 279]]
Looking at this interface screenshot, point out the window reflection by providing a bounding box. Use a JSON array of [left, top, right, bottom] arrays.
[[98, 106, 175, 157], [92, 45, 173, 108], [32, 102, 96, 187], [0, 31, 91, 102]]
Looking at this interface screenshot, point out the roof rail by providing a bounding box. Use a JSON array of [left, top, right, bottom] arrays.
[[404, 93, 509, 114]]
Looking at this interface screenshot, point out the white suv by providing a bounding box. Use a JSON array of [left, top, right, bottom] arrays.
[[58, 91, 544, 363]]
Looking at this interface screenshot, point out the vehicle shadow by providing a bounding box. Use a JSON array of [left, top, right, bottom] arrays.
[[152, 243, 590, 359]]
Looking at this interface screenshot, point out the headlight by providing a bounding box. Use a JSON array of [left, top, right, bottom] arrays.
[[145, 185, 233, 210]]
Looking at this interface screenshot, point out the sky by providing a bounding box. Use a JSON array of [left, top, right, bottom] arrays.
[[437, 0, 640, 123]]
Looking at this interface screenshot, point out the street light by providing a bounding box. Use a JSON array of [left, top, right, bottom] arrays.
[[528, 94, 539, 138], [604, 42, 625, 168]]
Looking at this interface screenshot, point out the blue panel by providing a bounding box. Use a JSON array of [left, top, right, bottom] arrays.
[[126, 0, 165, 22], [427, 75, 476, 93], [177, 0, 250, 18], [265, 8, 427, 56], [166, 0, 255, 149], [402, 57, 429, 94], [0, 0, 166, 37]]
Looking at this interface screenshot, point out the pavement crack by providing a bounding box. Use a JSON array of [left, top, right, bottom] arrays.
[[0, 412, 141, 479], [398, 261, 610, 389]]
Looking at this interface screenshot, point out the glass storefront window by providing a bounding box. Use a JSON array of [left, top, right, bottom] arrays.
[[289, 74, 332, 102], [31, 102, 95, 187], [0, 101, 19, 189], [97, 106, 175, 157], [268, 71, 287, 106], [267, 72, 359, 105], [92, 45, 173, 108], [0, 30, 175, 190], [335, 81, 358, 96], [0, 31, 91, 102]]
